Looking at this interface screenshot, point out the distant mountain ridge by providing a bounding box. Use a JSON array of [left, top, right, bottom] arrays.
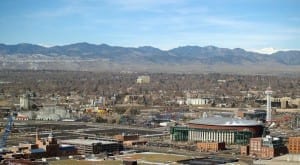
[[0, 43, 299, 73]]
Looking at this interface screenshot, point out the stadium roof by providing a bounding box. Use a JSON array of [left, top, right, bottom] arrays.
[[188, 117, 262, 126]]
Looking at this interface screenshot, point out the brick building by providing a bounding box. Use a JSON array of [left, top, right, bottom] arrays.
[[196, 142, 225, 152], [249, 138, 262, 157], [288, 137, 300, 154], [248, 136, 287, 159], [3, 132, 77, 160], [114, 134, 139, 142], [35, 132, 59, 157], [114, 134, 147, 147], [240, 145, 249, 156], [123, 140, 147, 147]]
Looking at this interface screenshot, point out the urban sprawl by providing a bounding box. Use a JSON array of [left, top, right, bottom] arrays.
[[0, 70, 299, 165]]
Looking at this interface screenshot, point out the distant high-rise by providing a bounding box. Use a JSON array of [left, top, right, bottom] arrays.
[[20, 94, 30, 110], [136, 75, 150, 84], [265, 86, 273, 122]]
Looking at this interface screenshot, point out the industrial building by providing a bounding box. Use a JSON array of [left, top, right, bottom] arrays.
[[280, 97, 300, 108], [248, 136, 288, 159], [2, 132, 77, 159], [114, 134, 147, 147], [60, 139, 123, 155], [196, 142, 225, 152], [237, 109, 266, 122], [35, 132, 60, 157], [170, 117, 264, 145], [114, 134, 139, 142], [186, 98, 210, 106], [35, 105, 72, 121], [288, 137, 300, 154]]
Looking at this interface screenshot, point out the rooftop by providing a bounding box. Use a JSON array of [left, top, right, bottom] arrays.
[[188, 117, 262, 126], [60, 139, 118, 145], [30, 148, 46, 154]]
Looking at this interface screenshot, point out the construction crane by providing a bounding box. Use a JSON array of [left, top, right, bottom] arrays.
[[0, 112, 16, 149]]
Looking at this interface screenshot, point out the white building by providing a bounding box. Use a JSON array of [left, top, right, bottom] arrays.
[[137, 76, 150, 84], [176, 99, 185, 105], [20, 94, 30, 110], [90, 96, 106, 106], [265, 86, 273, 122], [186, 98, 210, 105], [36, 105, 71, 121]]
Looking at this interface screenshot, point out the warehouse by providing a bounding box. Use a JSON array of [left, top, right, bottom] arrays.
[[249, 136, 288, 159], [170, 117, 264, 145], [60, 139, 123, 155]]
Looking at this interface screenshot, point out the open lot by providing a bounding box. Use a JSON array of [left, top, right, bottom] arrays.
[[49, 159, 122, 165], [119, 152, 192, 164], [4, 120, 164, 146], [49, 152, 192, 165]]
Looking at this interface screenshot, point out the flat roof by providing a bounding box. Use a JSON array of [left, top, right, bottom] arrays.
[[60, 139, 118, 145], [30, 148, 46, 153]]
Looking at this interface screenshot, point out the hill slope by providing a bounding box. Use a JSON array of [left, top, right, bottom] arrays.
[[0, 43, 299, 74]]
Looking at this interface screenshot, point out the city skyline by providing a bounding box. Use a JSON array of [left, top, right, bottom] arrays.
[[0, 0, 299, 53]]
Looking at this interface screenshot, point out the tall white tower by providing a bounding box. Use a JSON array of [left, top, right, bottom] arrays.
[[20, 94, 30, 110], [265, 86, 273, 122]]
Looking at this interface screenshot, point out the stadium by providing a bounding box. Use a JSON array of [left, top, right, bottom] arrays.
[[170, 117, 264, 145]]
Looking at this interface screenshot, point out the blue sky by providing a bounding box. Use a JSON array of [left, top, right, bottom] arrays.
[[0, 0, 299, 52]]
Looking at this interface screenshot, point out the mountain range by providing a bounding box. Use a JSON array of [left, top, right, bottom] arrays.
[[0, 43, 299, 74]]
